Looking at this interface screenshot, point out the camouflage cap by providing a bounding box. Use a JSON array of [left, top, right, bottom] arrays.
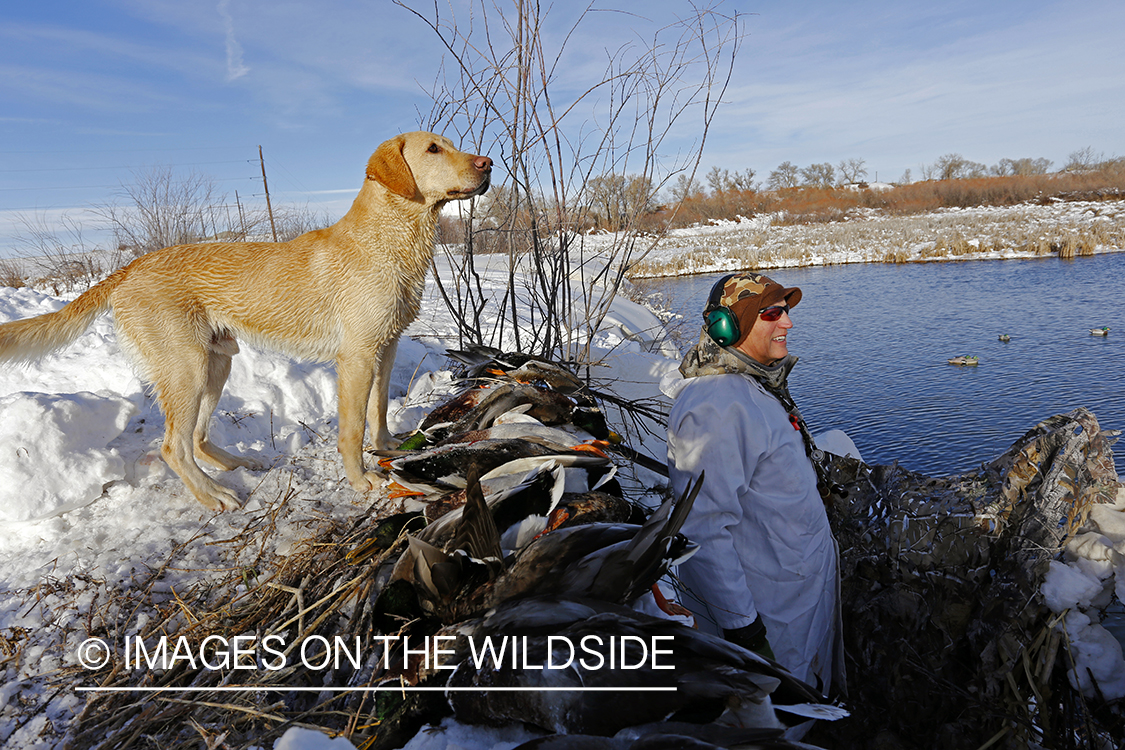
[[706, 272, 802, 345]]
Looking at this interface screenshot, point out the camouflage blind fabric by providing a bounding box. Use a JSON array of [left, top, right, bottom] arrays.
[[809, 407, 1122, 749]]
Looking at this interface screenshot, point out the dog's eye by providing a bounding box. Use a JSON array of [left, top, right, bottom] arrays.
[[427, 143, 441, 154]]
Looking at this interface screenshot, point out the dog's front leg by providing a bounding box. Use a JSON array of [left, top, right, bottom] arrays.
[[366, 336, 398, 451], [336, 351, 380, 492]]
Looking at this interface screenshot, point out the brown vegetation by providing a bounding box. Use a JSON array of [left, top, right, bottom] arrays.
[[665, 162, 1125, 229]]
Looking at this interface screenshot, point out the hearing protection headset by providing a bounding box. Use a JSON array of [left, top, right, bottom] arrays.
[[703, 274, 740, 346]]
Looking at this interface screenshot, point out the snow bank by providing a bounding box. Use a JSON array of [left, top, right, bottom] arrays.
[[1043, 489, 1125, 700], [0, 391, 136, 522]]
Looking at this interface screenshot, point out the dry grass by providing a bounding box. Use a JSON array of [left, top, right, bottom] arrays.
[[666, 165, 1125, 229], [629, 200, 1125, 277], [5, 493, 407, 750]]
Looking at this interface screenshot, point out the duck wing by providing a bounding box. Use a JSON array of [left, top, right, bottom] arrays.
[[587, 471, 704, 604], [449, 464, 504, 574]]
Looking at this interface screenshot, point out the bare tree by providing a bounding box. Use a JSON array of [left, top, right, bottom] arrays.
[[669, 174, 704, 203], [837, 157, 868, 185], [800, 162, 836, 189], [931, 153, 987, 181], [397, 0, 743, 363], [584, 173, 655, 231], [992, 157, 1053, 176], [705, 165, 755, 194], [10, 211, 123, 294], [767, 161, 800, 189], [1064, 147, 1103, 172]]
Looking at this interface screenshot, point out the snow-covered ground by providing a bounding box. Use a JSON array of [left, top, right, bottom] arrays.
[[630, 198, 1125, 276], [1, 203, 1124, 748]]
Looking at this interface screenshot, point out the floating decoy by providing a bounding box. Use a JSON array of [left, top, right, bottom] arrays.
[[998, 334, 1010, 342], [947, 355, 979, 366], [1090, 326, 1110, 336]]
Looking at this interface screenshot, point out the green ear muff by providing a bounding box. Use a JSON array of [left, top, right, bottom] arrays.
[[703, 273, 739, 346], [705, 307, 740, 347]]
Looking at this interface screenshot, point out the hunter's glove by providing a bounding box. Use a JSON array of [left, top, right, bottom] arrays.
[[724, 615, 776, 660]]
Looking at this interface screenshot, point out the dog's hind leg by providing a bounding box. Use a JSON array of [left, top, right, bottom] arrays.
[[193, 333, 264, 472], [152, 346, 244, 512], [366, 336, 399, 451]]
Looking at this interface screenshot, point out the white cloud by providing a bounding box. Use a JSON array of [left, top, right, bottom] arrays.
[[217, 0, 250, 81]]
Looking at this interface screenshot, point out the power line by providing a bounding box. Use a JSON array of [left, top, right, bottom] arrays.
[[0, 146, 250, 156], [0, 176, 259, 193], [0, 160, 255, 174]]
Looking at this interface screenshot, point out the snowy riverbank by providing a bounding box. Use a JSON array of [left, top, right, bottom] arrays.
[[2, 206, 1124, 748]]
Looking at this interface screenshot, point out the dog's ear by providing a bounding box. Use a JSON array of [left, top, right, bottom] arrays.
[[367, 135, 418, 200]]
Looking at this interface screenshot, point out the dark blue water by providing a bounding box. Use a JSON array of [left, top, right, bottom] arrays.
[[638, 253, 1125, 477]]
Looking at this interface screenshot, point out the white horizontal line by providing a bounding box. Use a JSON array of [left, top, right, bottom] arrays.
[[77, 686, 678, 693]]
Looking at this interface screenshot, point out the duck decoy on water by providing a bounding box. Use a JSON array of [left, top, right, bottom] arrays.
[[998, 334, 1010, 342], [1089, 326, 1110, 336], [947, 355, 979, 366]]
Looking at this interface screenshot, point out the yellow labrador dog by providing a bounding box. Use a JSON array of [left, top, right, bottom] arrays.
[[0, 132, 491, 511]]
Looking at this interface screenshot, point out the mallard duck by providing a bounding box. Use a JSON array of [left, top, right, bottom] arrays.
[[399, 471, 702, 623], [417, 382, 577, 436], [998, 334, 1010, 342], [397, 596, 846, 737], [1089, 326, 1110, 336], [947, 355, 979, 366], [446, 344, 584, 392]]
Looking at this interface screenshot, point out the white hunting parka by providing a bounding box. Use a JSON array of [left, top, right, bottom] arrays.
[[666, 328, 846, 695]]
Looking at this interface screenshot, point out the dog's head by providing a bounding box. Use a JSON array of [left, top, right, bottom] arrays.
[[367, 132, 491, 204]]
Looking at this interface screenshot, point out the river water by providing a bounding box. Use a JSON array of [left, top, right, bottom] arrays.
[[637, 251, 1125, 643], [637, 251, 1125, 477]]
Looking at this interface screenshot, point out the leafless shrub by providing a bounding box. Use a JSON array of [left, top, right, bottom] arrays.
[[398, 0, 743, 363], [92, 166, 272, 257], [9, 211, 126, 295], [270, 203, 332, 242], [0, 258, 26, 288]]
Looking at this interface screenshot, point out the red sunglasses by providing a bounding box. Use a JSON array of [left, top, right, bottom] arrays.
[[759, 304, 791, 322]]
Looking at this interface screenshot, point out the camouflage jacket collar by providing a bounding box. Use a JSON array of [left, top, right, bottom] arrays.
[[678, 327, 797, 391]]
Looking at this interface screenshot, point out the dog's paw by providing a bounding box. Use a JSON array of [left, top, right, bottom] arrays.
[[194, 482, 243, 512], [348, 472, 382, 493]]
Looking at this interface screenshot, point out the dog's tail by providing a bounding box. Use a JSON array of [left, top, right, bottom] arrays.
[[0, 266, 126, 363]]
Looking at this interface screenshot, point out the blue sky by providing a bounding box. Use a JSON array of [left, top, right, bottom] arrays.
[[2, 1, 1122, 254]]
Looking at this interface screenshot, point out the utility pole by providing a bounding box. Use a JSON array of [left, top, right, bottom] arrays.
[[259, 146, 278, 242]]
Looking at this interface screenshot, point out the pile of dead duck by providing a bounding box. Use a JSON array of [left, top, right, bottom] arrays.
[[350, 346, 846, 749]]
